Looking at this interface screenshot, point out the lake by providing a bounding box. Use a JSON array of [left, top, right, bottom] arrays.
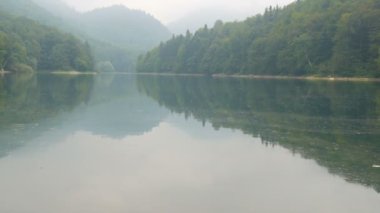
[[0, 73, 379, 213]]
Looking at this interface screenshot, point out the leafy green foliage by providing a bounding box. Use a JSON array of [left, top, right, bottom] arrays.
[[138, 0, 380, 77], [0, 12, 93, 72]]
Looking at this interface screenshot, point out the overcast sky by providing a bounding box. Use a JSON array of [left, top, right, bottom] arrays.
[[62, 0, 295, 24]]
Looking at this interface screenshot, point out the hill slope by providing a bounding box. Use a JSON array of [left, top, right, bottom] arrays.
[[2, 0, 171, 72], [81, 5, 171, 51], [80, 5, 171, 71], [0, 0, 62, 26], [138, 0, 380, 77], [31, 0, 79, 20]]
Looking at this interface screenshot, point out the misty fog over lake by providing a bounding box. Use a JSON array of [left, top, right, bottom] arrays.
[[1, 0, 380, 212], [1, 74, 380, 213]]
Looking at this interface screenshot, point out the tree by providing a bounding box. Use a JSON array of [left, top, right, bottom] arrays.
[[0, 32, 8, 71]]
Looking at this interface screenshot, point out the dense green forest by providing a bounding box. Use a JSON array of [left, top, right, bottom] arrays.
[[138, 0, 380, 77], [138, 76, 380, 192], [0, 12, 93, 72]]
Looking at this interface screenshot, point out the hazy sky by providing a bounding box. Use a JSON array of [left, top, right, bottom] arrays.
[[63, 0, 295, 24]]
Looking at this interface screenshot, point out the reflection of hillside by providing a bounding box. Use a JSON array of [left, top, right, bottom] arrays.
[[66, 74, 167, 138], [0, 74, 94, 158], [0, 74, 167, 158], [138, 76, 380, 192]]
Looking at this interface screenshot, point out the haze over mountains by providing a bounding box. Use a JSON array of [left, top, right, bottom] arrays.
[[0, 0, 172, 72], [0, 0, 300, 73], [32, 0, 78, 20], [82, 5, 170, 51], [168, 8, 246, 35]]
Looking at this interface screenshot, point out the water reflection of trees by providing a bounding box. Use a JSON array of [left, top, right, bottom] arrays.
[[0, 74, 167, 157], [0, 74, 94, 157], [72, 74, 167, 138], [138, 76, 380, 192]]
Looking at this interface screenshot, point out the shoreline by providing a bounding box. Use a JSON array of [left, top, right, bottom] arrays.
[[211, 74, 380, 82], [44, 71, 97, 75], [136, 72, 205, 77], [134, 72, 380, 82], [4, 70, 380, 82], [1, 70, 97, 75]]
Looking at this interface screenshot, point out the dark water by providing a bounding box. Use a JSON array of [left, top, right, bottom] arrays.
[[0, 73, 379, 213]]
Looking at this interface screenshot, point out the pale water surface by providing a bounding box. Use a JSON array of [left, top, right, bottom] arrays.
[[0, 74, 379, 213]]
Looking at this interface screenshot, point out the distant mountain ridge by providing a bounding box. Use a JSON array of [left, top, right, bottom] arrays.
[[31, 0, 79, 19], [82, 5, 171, 51], [168, 8, 247, 35], [0, 0, 61, 26]]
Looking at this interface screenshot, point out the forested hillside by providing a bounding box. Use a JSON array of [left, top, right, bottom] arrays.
[[31, 0, 171, 72], [138, 0, 380, 77], [0, 12, 93, 72], [1, 0, 171, 72]]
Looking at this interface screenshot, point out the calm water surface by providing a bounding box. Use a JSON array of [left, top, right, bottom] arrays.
[[0, 73, 379, 213]]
